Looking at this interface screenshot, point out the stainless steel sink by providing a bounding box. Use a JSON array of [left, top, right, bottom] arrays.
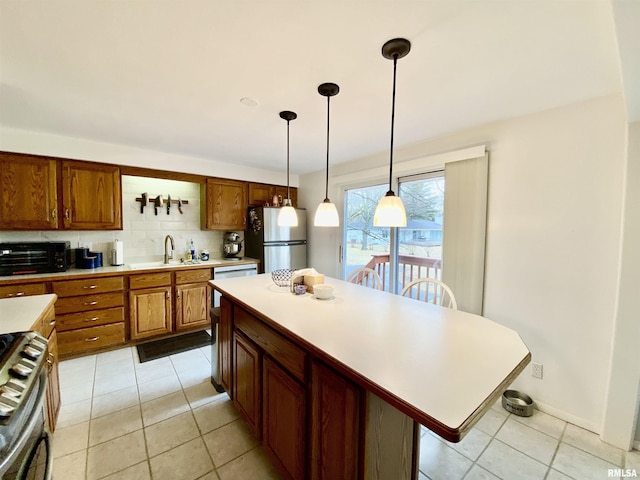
[[128, 261, 180, 270], [128, 259, 223, 270]]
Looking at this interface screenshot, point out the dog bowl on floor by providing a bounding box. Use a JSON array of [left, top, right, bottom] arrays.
[[502, 390, 534, 417]]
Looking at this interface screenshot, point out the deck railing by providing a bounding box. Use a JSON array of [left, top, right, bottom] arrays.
[[364, 253, 441, 292]]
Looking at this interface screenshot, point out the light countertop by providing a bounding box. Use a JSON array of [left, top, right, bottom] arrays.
[[0, 294, 58, 334], [0, 257, 259, 283], [210, 274, 530, 441]]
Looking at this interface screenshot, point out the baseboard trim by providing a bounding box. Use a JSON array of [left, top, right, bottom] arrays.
[[533, 400, 600, 435]]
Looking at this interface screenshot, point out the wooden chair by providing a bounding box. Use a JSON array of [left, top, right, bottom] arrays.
[[399, 277, 458, 310], [346, 267, 384, 291]]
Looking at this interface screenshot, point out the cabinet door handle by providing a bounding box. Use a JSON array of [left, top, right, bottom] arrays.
[[84, 317, 99, 322], [84, 336, 99, 342], [51, 208, 57, 220], [64, 208, 70, 220], [166, 291, 170, 300], [83, 285, 98, 290], [84, 301, 98, 306]]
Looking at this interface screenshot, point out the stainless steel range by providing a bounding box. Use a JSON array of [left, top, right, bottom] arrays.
[[0, 331, 52, 480]]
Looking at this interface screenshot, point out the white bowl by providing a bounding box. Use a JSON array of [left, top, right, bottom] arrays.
[[313, 284, 334, 300]]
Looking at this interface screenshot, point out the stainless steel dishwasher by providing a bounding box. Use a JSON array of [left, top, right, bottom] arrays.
[[210, 263, 258, 392]]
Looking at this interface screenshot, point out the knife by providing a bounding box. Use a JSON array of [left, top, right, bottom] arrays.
[[167, 195, 171, 215], [154, 195, 162, 215], [140, 192, 147, 214], [178, 197, 183, 214]]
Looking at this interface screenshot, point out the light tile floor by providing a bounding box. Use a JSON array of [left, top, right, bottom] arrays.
[[53, 344, 639, 480]]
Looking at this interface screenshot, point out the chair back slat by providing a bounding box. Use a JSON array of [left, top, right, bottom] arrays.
[[399, 277, 458, 310]]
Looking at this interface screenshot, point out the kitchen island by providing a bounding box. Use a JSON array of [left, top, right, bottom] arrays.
[[211, 273, 530, 480]]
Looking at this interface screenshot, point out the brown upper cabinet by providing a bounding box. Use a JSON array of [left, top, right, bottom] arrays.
[[0, 152, 122, 230], [248, 182, 297, 208], [61, 161, 122, 230], [201, 178, 248, 230], [0, 152, 59, 229]]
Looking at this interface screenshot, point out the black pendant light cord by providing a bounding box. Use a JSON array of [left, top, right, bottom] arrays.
[[286, 119, 291, 201], [324, 95, 331, 201], [279, 110, 297, 204], [387, 53, 398, 196]]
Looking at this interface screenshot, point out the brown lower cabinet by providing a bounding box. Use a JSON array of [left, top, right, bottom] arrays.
[[263, 356, 306, 480], [232, 331, 262, 438], [223, 300, 360, 480], [43, 328, 61, 432], [175, 269, 211, 331], [53, 276, 126, 356], [219, 296, 233, 392], [31, 302, 61, 432], [310, 360, 361, 480], [130, 269, 211, 340]]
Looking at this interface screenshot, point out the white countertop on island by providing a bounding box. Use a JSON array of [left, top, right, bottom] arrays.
[[211, 274, 530, 441], [0, 294, 58, 334]]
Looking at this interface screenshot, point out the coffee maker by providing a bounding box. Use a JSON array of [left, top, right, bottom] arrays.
[[223, 232, 243, 259]]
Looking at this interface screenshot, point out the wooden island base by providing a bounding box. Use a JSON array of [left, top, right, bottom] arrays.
[[212, 274, 530, 480]]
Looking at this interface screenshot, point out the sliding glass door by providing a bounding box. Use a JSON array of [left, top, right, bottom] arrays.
[[343, 183, 391, 288], [343, 172, 444, 293], [396, 172, 445, 293]]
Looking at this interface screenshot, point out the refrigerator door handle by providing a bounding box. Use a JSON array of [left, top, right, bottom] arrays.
[[265, 241, 306, 247]]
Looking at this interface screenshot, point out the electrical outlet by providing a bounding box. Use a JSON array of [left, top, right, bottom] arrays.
[[532, 362, 543, 379]]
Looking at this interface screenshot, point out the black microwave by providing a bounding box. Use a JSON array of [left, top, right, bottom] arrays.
[[0, 241, 71, 276]]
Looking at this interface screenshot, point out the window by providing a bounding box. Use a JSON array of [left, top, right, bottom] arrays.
[[337, 146, 487, 312], [344, 183, 391, 287], [343, 172, 445, 293]]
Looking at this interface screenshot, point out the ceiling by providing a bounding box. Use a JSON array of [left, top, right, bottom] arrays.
[[0, 1, 637, 175]]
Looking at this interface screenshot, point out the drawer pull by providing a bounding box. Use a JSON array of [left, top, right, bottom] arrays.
[[83, 285, 98, 290], [84, 336, 99, 342], [48, 319, 56, 326], [84, 301, 98, 306], [10, 292, 25, 297], [84, 317, 99, 322]]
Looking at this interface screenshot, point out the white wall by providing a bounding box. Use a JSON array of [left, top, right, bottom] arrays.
[[299, 170, 342, 277], [300, 94, 629, 438], [0, 126, 298, 186], [600, 120, 640, 449]]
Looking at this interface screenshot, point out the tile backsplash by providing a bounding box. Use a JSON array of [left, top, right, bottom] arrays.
[[0, 176, 241, 264]]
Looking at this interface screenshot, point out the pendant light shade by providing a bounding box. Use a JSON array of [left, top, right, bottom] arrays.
[[314, 82, 340, 227], [314, 200, 339, 227], [373, 38, 411, 228], [373, 191, 407, 226], [278, 110, 298, 227]]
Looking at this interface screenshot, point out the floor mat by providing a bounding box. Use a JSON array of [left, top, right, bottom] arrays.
[[136, 330, 211, 363]]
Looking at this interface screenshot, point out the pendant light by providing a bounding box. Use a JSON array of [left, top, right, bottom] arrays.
[[278, 110, 298, 227], [373, 38, 411, 227], [314, 82, 340, 227]]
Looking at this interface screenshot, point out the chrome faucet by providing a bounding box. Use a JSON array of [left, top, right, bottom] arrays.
[[164, 235, 175, 264]]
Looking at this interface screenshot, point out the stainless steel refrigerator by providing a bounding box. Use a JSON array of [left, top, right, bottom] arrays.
[[245, 206, 307, 273]]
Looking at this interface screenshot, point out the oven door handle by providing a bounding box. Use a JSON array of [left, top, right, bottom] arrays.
[[15, 428, 53, 480], [0, 370, 48, 478]]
